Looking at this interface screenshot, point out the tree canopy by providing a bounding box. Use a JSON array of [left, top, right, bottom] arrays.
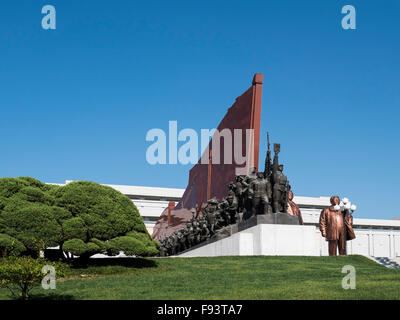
[[0, 177, 158, 259]]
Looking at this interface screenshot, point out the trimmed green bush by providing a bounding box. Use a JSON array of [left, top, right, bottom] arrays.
[[62, 217, 87, 241], [0, 178, 159, 259], [0, 234, 26, 257], [50, 181, 157, 259], [107, 236, 148, 256], [62, 239, 101, 256]]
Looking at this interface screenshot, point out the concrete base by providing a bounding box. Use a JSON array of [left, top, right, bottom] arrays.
[[238, 212, 299, 232], [176, 212, 299, 256], [179, 223, 319, 257]]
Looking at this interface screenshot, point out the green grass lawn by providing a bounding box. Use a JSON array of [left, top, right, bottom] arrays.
[[1, 255, 399, 300]]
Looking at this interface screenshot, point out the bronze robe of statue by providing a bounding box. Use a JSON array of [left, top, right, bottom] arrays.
[[319, 196, 355, 256], [343, 209, 356, 241], [287, 190, 303, 225]]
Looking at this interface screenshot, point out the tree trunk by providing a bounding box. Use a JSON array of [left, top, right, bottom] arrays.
[[22, 284, 29, 300]]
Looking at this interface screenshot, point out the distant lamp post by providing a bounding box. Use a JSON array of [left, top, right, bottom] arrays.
[[341, 197, 357, 213]]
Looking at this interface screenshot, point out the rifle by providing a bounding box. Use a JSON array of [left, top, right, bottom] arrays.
[[264, 132, 272, 178]]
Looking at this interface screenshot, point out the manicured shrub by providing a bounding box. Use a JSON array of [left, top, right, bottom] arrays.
[[62, 217, 87, 241], [0, 177, 159, 260], [0, 234, 26, 257], [1, 204, 62, 254], [0, 177, 60, 256], [107, 236, 147, 256], [50, 181, 158, 259], [0, 177, 47, 198]]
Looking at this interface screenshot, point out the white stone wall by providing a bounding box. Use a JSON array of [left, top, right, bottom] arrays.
[[179, 224, 400, 258], [179, 224, 319, 257], [346, 229, 400, 258]]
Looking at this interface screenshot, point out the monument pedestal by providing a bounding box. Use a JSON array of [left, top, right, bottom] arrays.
[[178, 213, 318, 257], [238, 212, 299, 232]]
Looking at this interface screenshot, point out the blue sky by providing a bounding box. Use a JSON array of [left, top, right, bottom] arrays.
[[0, 1, 399, 219]]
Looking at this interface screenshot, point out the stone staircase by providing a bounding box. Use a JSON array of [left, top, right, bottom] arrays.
[[370, 257, 400, 269]]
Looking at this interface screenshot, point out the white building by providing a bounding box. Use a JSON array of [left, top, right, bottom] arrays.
[[57, 181, 400, 259]]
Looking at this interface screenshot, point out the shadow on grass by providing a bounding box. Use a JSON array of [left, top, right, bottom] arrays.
[[30, 293, 75, 300], [70, 257, 158, 269]]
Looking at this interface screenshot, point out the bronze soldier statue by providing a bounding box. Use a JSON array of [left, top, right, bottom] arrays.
[[235, 176, 246, 216], [248, 171, 273, 216], [271, 144, 289, 213], [199, 215, 210, 241], [244, 166, 257, 186], [177, 229, 187, 252], [192, 219, 201, 245], [227, 182, 239, 224], [216, 199, 230, 228], [172, 231, 180, 255], [204, 199, 218, 236], [242, 167, 257, 219], [166, 233, 175, 255], [159, 239, 167, 257], [175, 230, 181, 253], [186, 221, 195, 247]]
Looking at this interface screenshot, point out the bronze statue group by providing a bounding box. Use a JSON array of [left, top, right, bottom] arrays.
[[159, 139, 292, 256]]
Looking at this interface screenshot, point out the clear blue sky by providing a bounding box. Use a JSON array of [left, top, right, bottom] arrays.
[[0, 1, 399, 219]]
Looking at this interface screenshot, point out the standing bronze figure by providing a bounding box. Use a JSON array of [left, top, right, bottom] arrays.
[[319, 196, 355, 256], [226, 182, 239, 223], [271, 144, 289, 213], [248, 171, 272, 216], [234, 176, 245, 221], [287, 187, 303, 225]]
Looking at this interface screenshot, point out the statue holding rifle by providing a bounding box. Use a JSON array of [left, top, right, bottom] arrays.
[[271, 143, 289, 213]]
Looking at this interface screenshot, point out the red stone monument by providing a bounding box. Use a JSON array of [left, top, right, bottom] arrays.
[[152, 74, 263, 241]]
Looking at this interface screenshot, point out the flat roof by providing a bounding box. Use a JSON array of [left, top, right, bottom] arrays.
[[58, 181, 330, 204], [62, 181, 185, 199], [46, 181, 400, 225]]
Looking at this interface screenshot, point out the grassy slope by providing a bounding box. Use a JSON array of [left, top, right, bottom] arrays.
[[0, 255, 399, 300]]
